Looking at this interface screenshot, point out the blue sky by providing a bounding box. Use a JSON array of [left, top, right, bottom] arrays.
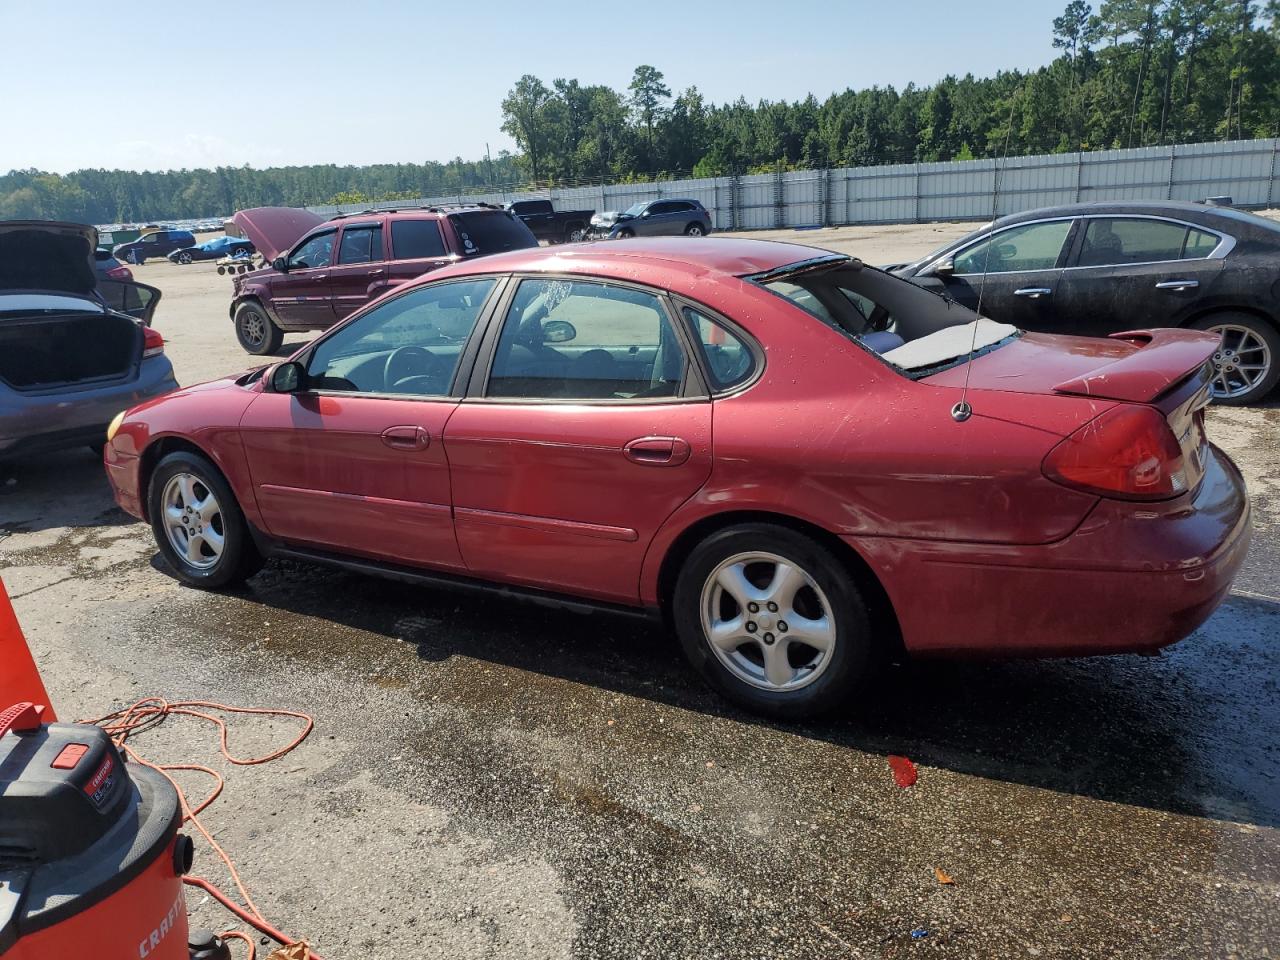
[[2, 0, 1067, 174]]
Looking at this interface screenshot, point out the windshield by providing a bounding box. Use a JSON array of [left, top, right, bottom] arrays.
[[754, 262, 1017, 375], [622, 203, 647, 217]]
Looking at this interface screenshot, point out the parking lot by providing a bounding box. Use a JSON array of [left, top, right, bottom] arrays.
[[3, 223, 1279, 958]]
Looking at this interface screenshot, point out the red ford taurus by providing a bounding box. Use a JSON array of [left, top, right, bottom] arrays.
[[104, 238, 1251, 718]]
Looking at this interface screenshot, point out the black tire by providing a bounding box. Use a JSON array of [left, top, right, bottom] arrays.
[[616, 228, 634, 239], [177, 251, 193, 264], [685, 222, 707, 236], [1190, 312, 1280, 406], [565, 224, 587, 243], [234, 301, 284, 355], [671, 523, 874, 719], [148, 451, 262, 588]]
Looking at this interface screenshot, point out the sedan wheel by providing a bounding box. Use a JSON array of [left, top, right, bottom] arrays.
[[701, 551, 836, 691], [1195, 314, 1280, 405], [673, 523, 874, 718], [148, 451, 262, 588], [178, 251, 193, 264]]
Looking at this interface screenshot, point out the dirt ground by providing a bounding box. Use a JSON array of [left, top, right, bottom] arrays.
[[2, 222, 1279, 959]]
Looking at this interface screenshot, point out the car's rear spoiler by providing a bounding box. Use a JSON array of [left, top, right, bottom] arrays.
[[1052, 328, 1219, 403]]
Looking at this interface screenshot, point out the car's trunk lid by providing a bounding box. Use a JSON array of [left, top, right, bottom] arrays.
[[230, 207, 326, 263], [922, 328, 1218, 404], [0, 221, 98, 297]]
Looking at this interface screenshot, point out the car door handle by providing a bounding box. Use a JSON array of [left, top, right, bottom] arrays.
[[624, 436, 691, 466], [368, 268, 384, 276], [1014, 287, 1052, 299], [380, 425, 430, 450], [312, 273, 329, 281], [1155, 279, 1199, 291]]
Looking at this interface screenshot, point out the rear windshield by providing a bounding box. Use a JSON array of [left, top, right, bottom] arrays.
[[447, 211, 537, 257], [753, 261, 1017, 377]]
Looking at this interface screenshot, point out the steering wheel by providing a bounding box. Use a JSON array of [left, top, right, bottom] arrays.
[[383, 346, 450, 392]]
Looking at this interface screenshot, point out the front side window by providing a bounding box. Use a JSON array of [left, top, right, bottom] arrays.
[[288, 231, 335, 270], [951, 220, 1072, 275], [337, 225, 383, 265], [305, 278, 495, 396], [685, 307, 756, 391], [1077, 217, 1216, 267], [390, 219, 447, 260], [488, 279, 687, 400]]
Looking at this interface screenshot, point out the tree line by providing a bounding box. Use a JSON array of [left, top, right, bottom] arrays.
[[3, 0, 1278, 224]]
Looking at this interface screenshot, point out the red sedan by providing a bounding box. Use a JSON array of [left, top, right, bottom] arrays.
[[104, 238, 1251, 718]]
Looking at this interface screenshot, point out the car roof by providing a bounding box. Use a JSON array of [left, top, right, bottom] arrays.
[[415, 236, 845, 290], [323, 204, 503, 225], [994, 199, 1270, 230]]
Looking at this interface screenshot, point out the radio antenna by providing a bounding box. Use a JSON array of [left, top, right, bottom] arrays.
[[952, 88, 1021, 424]]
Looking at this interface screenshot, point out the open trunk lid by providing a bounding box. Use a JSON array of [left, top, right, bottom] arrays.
[[923, 328, 1218, 404], [0, 221, 97, 297], [230, 207, 326, 263]]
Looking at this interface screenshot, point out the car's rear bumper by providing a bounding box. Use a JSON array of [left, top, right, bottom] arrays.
[[0, 358, 178, 460], [847, 444, 1251, 657]]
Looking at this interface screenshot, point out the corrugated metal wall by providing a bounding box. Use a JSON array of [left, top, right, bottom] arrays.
[[307, 138, 1280, 229]]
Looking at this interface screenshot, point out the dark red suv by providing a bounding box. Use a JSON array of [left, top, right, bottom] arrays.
[[229, 205, 537, 354]]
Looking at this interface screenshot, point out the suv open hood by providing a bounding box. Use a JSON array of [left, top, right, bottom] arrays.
[[0, 221, 98, 297], [231, 207, 326, 263]]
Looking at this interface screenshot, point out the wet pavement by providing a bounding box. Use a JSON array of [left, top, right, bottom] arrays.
[[2, 241, 1279, 957]]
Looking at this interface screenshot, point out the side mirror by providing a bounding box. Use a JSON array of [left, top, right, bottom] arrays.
[[931, 258, 955, 277], [269, 361, 305, 393], [271, 256, 289, 273], [641, 210, 652, 218], [542, 320, 577, 344]]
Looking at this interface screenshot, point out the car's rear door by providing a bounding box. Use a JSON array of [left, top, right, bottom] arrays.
[[443, 276, 712, 604], [329, 221, 387, 320], [239, 277, 502, 569], [919, 218, 1076, 333], [386, 218, 453, 286], [270, 229, 338, 328], [1053, 216, 1229, 334]]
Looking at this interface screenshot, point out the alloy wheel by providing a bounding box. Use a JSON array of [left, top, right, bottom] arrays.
[[178, 252, 192, 264], [1207, 323, 1272, 400], [240, 310, 266, 347], [161, 473, 225, 570], [700, 551, 836, 691]]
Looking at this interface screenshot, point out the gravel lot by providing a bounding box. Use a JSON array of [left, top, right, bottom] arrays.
[[2, 222, 1278, 959]]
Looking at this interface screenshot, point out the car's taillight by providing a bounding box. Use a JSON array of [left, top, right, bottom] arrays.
[[142, 327, 165, 358], [107, 265, 132, 280], [1042, 405, 1187, 500]]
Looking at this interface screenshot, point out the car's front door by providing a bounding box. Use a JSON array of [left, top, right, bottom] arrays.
[[1053, 216, 1228, 335], [239, 277, 501, 569], [330, 222, 386, 320], [271, 229, 337, 328], [638, 201, 677, 236], [444, 277, 713, 603], [917, 218, 1076, 333]]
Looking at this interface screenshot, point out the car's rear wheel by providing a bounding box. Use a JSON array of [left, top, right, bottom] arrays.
[[565, 224, 588, 243], [672, 523, 874, 719], [685, 222, 706, 236], [177, 251, 193, 264], [1192, 312, 1280, 405], [234, 301, 284, 355], [148, 451, 262, 588]]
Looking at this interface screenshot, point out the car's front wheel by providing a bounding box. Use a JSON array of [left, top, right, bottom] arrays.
[[234, 301, 284, 355], [1192, 312, 1280, 405], [616, 228, 634, 239], [148, 451, 262, 588], [177, 251, 193, 264], [672, 523, 874, 719]]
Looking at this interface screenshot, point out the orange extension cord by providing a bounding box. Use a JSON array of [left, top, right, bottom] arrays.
[[82, 698, 324, 960]]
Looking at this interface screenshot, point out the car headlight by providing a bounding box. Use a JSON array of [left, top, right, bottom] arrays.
[[106, 410, 126, 443]]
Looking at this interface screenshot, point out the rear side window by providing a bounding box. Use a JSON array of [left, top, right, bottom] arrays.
[[337, 225, 383, 265], [448, 212, 537, 256], [1184, 227, 1221, 258], [1077, 217, 1207, 267], [390, 220, 447, 260], [684, 307, 756, 391]]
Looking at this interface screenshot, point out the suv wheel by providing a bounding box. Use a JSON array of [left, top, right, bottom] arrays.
[[1192, 312, 1280, 405], [234, 302, 284, 355], [685, 222, 707, 236], [672, 523, 874, 719], [148, 451, 263, 588], [566, 225, 588, 243]]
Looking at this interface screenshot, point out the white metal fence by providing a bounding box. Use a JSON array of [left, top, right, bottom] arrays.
[[306, 138, 1280, 230]]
